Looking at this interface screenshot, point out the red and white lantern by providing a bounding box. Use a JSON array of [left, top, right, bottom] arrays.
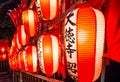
[[17, 25, 30, 46], [1, 54, 7, 60], [22, 9, 39, 37], [64, 5, 105, 81], [14, 33, 22, 49], [37, 33, 60, 76], [15, 54, 21, 70], [35, 0, 61, 20], [8, 36, 17, 59], [9, 53, 21, 70], [9, 59, 16, 70], [26, 45, 38, 73], [19, 50, 28, 72]]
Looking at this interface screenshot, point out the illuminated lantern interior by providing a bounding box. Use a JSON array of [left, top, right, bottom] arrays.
[[1, 47, 5, 53], [14, 33, 22, 49], [17, 25, 30, 46], [13, 54, 21, 70], [2, 54, 7, 60], [0, 40, 9, 54], [9, 59, 16, 70], [8, 36, 17, 59], [26, 46, 37, 73], [22, 9, 39, 37], [20, 50, 28, 72], [64, 6, 105, 82], [37, 33, 60, 76], [35, 0, 61, 20]]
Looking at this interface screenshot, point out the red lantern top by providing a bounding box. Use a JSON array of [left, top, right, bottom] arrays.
[[35, 0, 61, 20]]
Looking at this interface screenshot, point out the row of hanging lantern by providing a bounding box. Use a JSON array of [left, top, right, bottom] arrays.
[[0, 47, 7, 60], [0, 40, 9, 61], [8, 0, 105, 82], [8, 45, 37, 73]]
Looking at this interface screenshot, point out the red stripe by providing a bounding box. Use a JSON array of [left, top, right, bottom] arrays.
[[26, 46, 33, 73], [20, 51, 26, 71], [40, 0, 50, 19], [32, 10, 38, 36], [17, 25, 22, 45], [17, 25, 29, 46], [22, 10, 30, 36], [77, 7, 96, 82], [42, 34, 53, 76]]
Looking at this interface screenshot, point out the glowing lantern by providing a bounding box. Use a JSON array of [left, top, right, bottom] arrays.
[[9, 59, 16, 70], [26, 45, 38, 73], [35, 0, 61, 20], [15, 53, 21, 70], [64, 6, 105, 81], [22, 9, 39, 37], [1, 47, 5, 53], [14, 33, 22, 49], [2, 54, 7, 60], [8, 36, 17, 59], [17, 25, 30, 46], [37, 33, 60, 76], [8, 54, 20, 70], [20, 50, 28, 71], [0, 40, 9, 54]]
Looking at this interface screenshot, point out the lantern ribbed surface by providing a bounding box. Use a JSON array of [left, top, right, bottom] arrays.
[[26, 46, 38, 73], [22, 9, 38, 37], [36, 0, 61, 20], [14, 33, 22, 49], [37, 33, 60, 76], [17, 25, 30, 46], [20, 50, 28, 72], [64, 6, 105, 82]]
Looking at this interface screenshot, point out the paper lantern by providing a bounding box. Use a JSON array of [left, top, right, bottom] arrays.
[[12, 54, 21, 70], [20, 50, 28, 71], [8, 36, 17, 59], [8, 54, 20, 70], [64, 6, 105, 81], [37, 33, 60, 76], [16, 53, 21, 69], [26, 45, 38, 73], [9, 59, 16, 70], [0, 47, 6, 54], [17, 25, 30, 46], [0, 40, 9, 54], [14, 33, 22, 49], [22, 9, 39, 37], [35, 0, 61, 20], [2, 54, 7, 60]]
